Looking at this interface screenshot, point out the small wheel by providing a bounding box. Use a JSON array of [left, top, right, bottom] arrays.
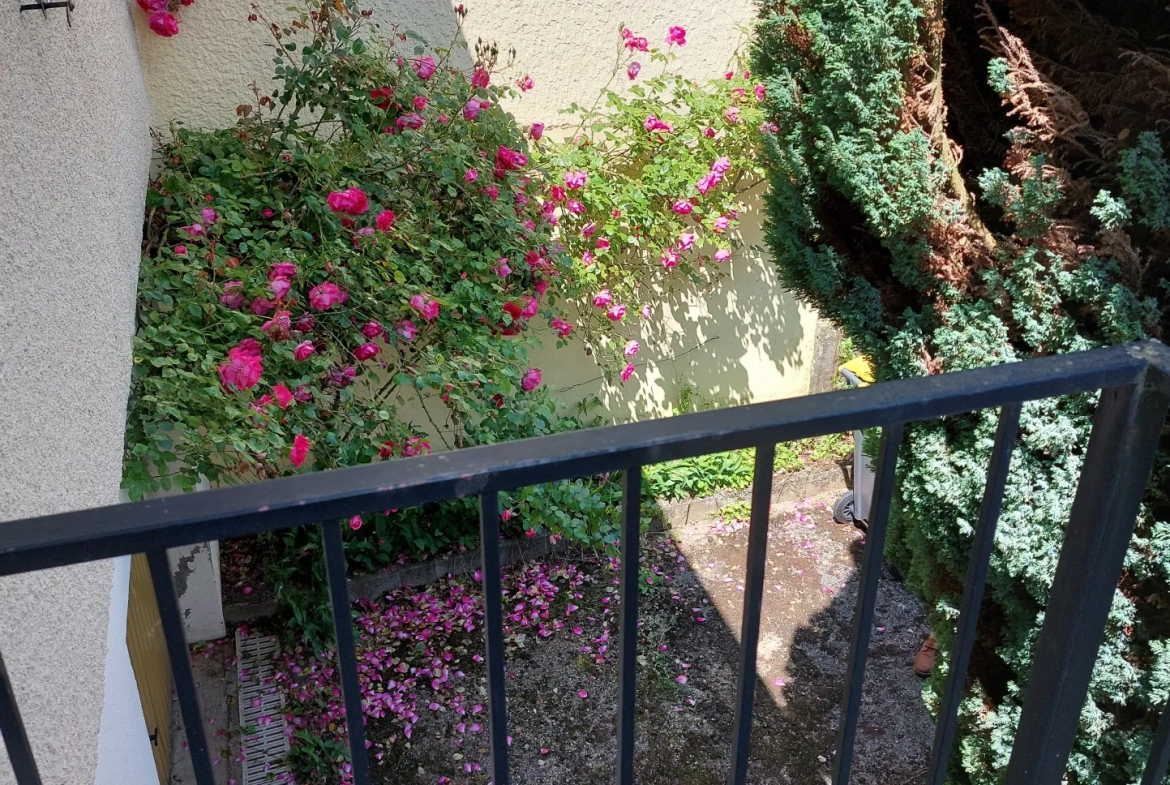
[[833, 491, 855, 525]]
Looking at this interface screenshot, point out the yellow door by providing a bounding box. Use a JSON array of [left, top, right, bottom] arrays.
[[126, 553, 173, 784]]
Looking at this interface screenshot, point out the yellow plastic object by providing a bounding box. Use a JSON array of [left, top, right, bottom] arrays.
[[839, 356, 875, 387]]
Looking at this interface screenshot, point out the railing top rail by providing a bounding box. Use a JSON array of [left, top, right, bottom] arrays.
[[0, 340, 1166, 578]]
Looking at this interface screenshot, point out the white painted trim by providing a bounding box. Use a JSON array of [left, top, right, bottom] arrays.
[[94, 556, 159, 785]]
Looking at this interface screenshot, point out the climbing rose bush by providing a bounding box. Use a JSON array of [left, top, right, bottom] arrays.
[[534, 27, 767, 377], [125, 4, 578, 505]]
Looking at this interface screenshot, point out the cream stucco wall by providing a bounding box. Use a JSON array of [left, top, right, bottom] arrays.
[[134, 0, 817, 423], [0, 1, 154, 783]]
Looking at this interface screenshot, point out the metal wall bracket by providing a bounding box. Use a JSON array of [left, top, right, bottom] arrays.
[[19, 0, 75, 26]]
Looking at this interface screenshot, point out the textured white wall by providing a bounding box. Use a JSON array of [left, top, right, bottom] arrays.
[[0, 1, 153, 783]]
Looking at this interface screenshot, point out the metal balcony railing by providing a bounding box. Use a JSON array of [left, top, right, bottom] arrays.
[[3, 341, 1170, 785]]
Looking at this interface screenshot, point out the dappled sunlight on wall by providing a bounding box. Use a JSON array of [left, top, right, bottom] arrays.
[[531, 196, 817, 422]]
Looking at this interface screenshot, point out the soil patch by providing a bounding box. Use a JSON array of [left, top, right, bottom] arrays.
[[260, 491, 932, 785]]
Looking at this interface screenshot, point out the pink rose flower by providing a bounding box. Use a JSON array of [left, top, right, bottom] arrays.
[[549, 185, 566, 202], [495, 259, 512, 278], [641, 303, 653, 319], [755, 84, 766, 101], [621, 363, 636, 382], [582, 221, 596, 238], [289, 434, 310, 467], [201, 207, 218, 225], [628, 62, 641, 80], [530, 122, 544, 140], [361, 321, 384, 339], [566, 200, 585, 215], [413, 95, 428, 110], [354, 343, 380, 361], [596, 237, 610, 250], [643, 115, 674, 134], [219, 347, 263, 392], [672, 200, 693, 215], [714, 249, 732, 263], [665, 26, 687, 46], [376, 210, 396, 231], [273, 383, 295, 410], [294, 313, 314, 332], [521, 368, 542, 391], [521, 296, 540, 319], [309, 282, 346, 311], [723, 106, 740, 124], [696, 172, 723, 194], [410, 294, 440, 321], [463, 99, 481, 120], [703, 127, 717, 138], [261, 309, 292, 341], [269, 277, 292, 299], [465, 169, 479, 183], [517, 75, 534, 92], [624, 36, 649, 52], [326, 186, 369, 216], [624, 340, 640, 357], [713, 215, 730, 233], [250, 298, 274, 315], [220, 281, 245, 310], [678, 232, 697, 251], [413, 55, 437, 80], [349, 515, 363, 531], [269, 262, 297, 280], [551, 318, 573, 337], [148, 11, 179, 36], [262, 207, 276, 218], [397, 113, 424, 131], [711, 156, 732, 174], [495, 146, 528, 171], [565, 171, 587, 189], [180, 223, 204, 237], [606, 304, 626, 321], [661, 249, 679, 268], [484, 185, 499, 200], [403, 436, 431, 457], [395, 319, 418, 341], [369, 85, 393, 110], [593, 290, 613, 308], [471, 67, 490, 89], [581, 251, 594, 266], [534, 279, 550, 297], [293, 341, 315, 361]]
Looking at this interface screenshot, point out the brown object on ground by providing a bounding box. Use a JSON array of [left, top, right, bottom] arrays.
[[914, 634, 939, 677]]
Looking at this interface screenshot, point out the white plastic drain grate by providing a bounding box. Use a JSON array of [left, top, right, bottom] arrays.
[[236, 631, 293, 785]]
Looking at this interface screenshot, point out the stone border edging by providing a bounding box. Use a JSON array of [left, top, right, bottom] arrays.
[[653, 463, 847, 529], [222, 462, 848, 624]]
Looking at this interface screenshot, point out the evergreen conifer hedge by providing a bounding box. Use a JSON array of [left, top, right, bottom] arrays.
[[752, 2, 1170, 782]]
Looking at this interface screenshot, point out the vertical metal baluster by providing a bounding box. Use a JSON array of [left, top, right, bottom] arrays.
[[926, 403, 1021, 785], [830, 423, 905, 785], [1140, 697, 1170, 785], [0, 649, 42, 785], [479, 492, 510, 785], [320, 523, 371, 785], [146, 549, 216, 785], [728, 444, 776, 785], [1003, 377, 1170, 785], [616, 467, 642, 785]]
